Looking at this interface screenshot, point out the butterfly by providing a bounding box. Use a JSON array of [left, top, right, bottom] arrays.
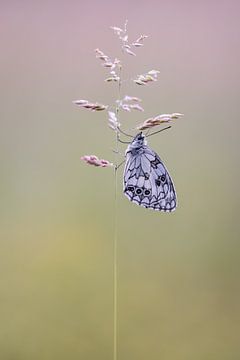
[[123, 132, 177, 212]]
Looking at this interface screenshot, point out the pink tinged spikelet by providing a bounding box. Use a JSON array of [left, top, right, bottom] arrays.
[[124, 48, 136, 56], [73, 100, 108, 111], [132, 43, 143, 47], [105, 76, 120, 82], [137, 113, 184, 130], [108, 111, 120, 131], [134, 70, 160, 85], [132, 35, 148, 47], [117, 95, 144, 112], [81, 155, 113, 168], [120, 103, 144, 112], [105, 69, 120, 82], [135, 35, 148, 43], [120, 104, 131, 112], [123, 95, 142, 102], [103, 62, 114, 68], [129, 104, 144, 112]]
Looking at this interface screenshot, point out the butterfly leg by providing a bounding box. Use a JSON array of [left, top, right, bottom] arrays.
[[115, 159, 126, 170], [117, 135, 131, 144], [117, 138, 131, 144]]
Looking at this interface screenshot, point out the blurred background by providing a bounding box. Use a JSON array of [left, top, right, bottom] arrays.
[[1, 0, 240, 359]]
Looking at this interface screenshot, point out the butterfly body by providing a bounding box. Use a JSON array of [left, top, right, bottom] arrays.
[[123, 132, 177, 212]]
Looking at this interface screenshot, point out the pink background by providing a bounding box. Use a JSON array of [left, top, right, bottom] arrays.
[[1, 1, 240, 359]]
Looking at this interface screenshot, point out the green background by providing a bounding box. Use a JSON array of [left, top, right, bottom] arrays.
[[1, 1, 240, 359]]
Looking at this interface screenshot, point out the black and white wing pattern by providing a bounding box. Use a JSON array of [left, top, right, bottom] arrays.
[[123, 133, 177, 212]]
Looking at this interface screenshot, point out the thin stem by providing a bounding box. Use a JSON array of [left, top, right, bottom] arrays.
[[113, 66, 122, 360], [113, 163, 118, 360]]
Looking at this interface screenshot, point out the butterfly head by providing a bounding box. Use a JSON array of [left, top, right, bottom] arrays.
[[130, 132, 147, 149]]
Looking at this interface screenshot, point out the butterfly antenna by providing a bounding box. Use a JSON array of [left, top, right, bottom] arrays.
[[146, 125, 172, 137], [145, 128, 151, 136], [117, 127, 134, 138]]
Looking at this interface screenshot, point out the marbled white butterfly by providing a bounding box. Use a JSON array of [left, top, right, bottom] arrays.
[[123, 132, 177, 212]]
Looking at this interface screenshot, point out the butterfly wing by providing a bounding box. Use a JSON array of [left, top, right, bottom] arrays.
[[123, 146, 177, 212]]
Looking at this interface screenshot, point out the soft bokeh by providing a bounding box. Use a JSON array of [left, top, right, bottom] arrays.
[[1, 1, 240, 359]]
